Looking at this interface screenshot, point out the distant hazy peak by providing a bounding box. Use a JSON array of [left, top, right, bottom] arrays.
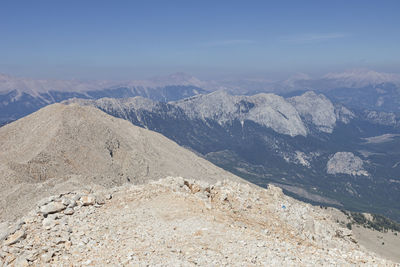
[[0, 74, 115, 94], [322, 69, 400, 87], [148, 72, 204, 87], [0, 73, 13, 80], [0, 72, 208, 95]]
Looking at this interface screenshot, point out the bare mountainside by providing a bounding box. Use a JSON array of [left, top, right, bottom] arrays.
[[0, 103, 244, 221]]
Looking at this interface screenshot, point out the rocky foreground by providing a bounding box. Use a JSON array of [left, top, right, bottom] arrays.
[[0, 177, 396, 266]]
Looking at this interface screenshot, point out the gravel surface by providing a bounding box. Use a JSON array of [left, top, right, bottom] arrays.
[[0, 177, 396, 266]]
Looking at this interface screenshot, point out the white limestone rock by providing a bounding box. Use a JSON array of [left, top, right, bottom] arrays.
[[39, 202, 66, 216], [289, 91, 337, 133], [365, 110, 398, 126], [175, 90, 307, 137], [327, 152, 369, 176], [335, 104, 355, 124], [80, 195, 96, 206]]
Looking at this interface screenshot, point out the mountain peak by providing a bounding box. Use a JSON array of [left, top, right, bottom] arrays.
[[0, 103, 243, 221], [323, 69, 400, 87], [149, 72, 204, 87]]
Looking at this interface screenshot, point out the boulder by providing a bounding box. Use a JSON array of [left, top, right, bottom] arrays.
[[80, 195, 96, 206], [39, 202, 66, 216]]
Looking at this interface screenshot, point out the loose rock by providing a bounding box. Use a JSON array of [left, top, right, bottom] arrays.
[[0, 177, 396, 266], [4, 229, 26, 246], [64, 208, 75, 215], [80, 195, 96, 206], [40, 202, 66, 216]]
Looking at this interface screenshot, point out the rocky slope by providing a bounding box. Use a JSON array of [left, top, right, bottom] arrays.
[[1, 177, 396, 266], [0, 103, 244, 222]]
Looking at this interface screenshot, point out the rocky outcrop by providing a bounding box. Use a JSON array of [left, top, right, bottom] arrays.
[[365, 110, 399, 127], [289, 91, 337, 133], [335, 104, 355, 124], [175, 91, 308, 137], [0, 177, 392, 266], [327, 152, 369, 176]]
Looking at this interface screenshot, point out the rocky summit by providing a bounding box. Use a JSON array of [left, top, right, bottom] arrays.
[[0, 177, 396, 266]]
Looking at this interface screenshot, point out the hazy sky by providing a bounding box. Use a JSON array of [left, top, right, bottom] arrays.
[[0, 0, 399, 80]]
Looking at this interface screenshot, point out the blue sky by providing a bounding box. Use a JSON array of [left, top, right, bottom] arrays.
[[0, 0, 399, 80]]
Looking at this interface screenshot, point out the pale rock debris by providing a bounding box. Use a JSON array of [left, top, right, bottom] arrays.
[[0, 177, 394, 266], [327, 152, 369, 176]]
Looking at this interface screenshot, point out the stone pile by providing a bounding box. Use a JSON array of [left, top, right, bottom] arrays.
[[0, 177, 397, 266], [0, 190, 111, 266]]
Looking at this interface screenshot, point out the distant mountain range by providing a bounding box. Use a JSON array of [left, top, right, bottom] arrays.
[[2, 70, 400, 221], [0, 72, 209, 125], [1, 69, 400, 126], [64, 90, 400, 222]]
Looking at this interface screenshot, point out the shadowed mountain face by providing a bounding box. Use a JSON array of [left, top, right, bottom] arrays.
[[0, 103, 243, 221], [65, 91, 400, 222]]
